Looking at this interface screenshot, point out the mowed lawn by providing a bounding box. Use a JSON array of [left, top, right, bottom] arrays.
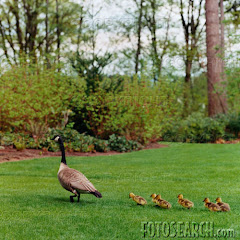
[[0, 143, 239, 240]]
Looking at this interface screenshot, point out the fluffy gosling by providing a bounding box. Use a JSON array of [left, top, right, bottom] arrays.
[[129, 193, 147, 206], [150, 193, 157, 204], [216, 197, 230, 212], [177, 194, 194, 209], [155, 194, 172, 209], [203, 198, 221, 212]]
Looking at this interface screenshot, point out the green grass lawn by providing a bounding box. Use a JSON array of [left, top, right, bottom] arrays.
[[0, 143, 239, 240]]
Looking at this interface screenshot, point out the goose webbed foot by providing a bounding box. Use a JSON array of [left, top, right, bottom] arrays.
[[70, 195, 75, 202]]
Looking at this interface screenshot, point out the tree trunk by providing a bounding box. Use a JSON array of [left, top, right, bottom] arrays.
[[45, 0, 50, 68], [135, 0, 144, 75], [220, 0, 226, 77], [206, 0, 227, 116], [56, 0, 60, 68]]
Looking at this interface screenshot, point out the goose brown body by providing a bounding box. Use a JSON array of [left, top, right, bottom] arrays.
[[52, 135, 102, 203], [58, 163, 98, 195]]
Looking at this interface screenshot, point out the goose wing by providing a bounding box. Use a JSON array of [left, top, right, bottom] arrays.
[[59, 168, 97, 193]]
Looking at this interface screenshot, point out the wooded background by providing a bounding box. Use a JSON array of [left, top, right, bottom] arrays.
[[0, 0, 240, 145]]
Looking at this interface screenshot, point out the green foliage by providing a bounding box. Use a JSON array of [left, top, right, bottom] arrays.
[[225, 66, 240, 113], [0, 128, 140, 153], [76, 76, 182, 144], [0, 63, 84, 137], [222, 113, 240, 138], [108, 134, 141, 152], [71, 52, 113, 95], [163, 113, 226, 143], [93, 139, 110, 153], [104, 77, 182, 143]]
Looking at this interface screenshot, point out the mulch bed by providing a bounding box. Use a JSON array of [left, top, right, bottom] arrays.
[[0, 142, 168, 163]]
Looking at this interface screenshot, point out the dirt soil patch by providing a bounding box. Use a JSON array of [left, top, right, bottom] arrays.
[[0, 142, 168, 163]]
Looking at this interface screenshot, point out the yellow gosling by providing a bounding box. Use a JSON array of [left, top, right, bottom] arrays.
[[129, 193, 147, 206], [155, 194, 172, 209], [215, 197, 230, 212], [150, 193, 157, 204], [177, 194, 194, 209], [203, 198, 221, 212]]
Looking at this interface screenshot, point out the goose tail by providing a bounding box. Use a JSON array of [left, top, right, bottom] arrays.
[[92, 190, 102, 198]]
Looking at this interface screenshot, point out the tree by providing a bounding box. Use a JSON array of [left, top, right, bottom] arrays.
[[205, 0, 227, 116], [135, 0, 145, 74], [145, 0, 173, 82], [0, 0, 82, 65], [179, 0, 204, 116]]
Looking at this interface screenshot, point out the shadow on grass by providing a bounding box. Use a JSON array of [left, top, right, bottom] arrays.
[[38, 195, 97, 205]]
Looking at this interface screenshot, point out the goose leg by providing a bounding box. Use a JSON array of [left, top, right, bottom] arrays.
[[70, 195, 76, 202], [70, 190, 78, 203], [77, 194, 80, 203]]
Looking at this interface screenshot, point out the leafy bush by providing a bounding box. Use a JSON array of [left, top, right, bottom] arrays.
[[93, 139, 110, 152], [74, 76, 182, 144], [225, 67, 240, 113], [225, 113, 240, 137], [108, 134, 141, 152], [162, 113, 226, 143], [0, 63, 84, 138], [0, 128, 140, 153]]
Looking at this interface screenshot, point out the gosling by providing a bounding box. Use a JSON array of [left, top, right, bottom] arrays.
[[177, 194, 194, 209], [129, 193, 147, 206], [215, 197, 230, 212], [155, 194, 172, 209], [203, 198, 221, 212], [150, 193, 157, 204]]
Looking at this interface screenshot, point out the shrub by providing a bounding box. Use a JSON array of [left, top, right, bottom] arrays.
[[0, 129, 141, 153], [76, 76, 182, 144], [93, 139, 110, 152], [108, 134, 141, 152], [162, 113, 226, 143], [225, 113, 240, 137], [0, 63, 84, 138]]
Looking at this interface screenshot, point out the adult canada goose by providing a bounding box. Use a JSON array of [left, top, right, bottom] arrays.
[[52, 135, 102, 203]]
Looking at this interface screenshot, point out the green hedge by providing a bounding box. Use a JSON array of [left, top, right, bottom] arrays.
[[0, 128, 141, 153], [162, 113, 226, 143]]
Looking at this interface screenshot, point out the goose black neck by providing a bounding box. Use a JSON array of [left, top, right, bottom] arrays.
[[59, 139, 67, 165]]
